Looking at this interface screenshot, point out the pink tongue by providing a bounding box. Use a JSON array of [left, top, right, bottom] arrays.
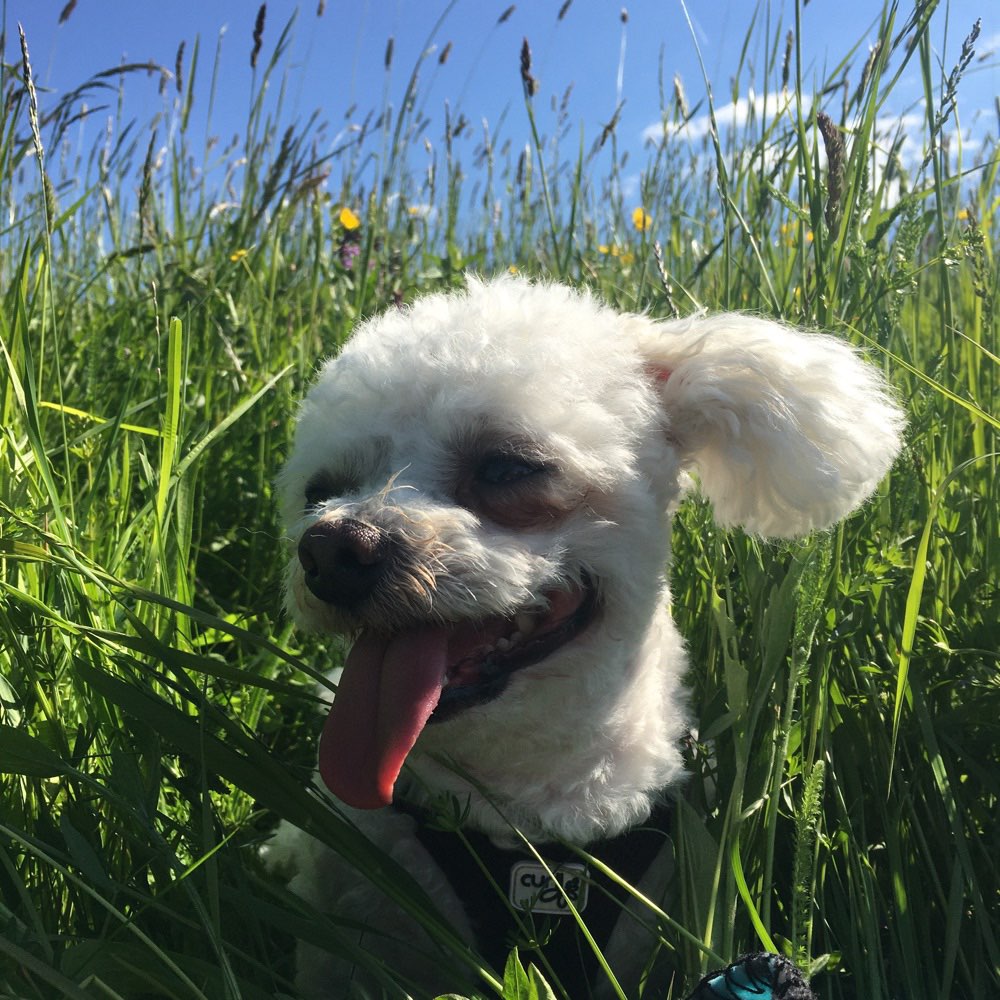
[[318, 627, 449, 809]]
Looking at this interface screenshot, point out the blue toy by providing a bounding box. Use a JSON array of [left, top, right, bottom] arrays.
[[686, 953, 818, 1000]]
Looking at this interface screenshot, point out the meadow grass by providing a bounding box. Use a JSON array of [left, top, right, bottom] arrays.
[[1, 2, 997, 997]]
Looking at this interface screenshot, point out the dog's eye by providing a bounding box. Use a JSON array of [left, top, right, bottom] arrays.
[[457, 448, 576, 529], [476, 455, 549, 486]]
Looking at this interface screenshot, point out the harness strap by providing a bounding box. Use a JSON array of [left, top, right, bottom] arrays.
[[393, 800, 674, 997]]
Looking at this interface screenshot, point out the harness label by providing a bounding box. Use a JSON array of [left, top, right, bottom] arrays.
[[508, 861, 589, 915]]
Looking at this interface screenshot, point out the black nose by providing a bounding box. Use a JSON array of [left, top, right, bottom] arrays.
[[297, 518, 391, 607]]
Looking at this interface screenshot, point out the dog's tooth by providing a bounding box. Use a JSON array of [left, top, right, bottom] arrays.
[[515, 612, 536, 635]]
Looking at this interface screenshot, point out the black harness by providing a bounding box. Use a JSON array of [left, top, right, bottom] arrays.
[[394, 800, 674, 997]]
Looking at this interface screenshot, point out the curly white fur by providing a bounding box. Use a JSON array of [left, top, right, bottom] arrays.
[[269, 275, 904, 997]]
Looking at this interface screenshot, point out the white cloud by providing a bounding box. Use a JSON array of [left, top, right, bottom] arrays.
[[641, 89, 812, 145], [639, 82, 988, 215], [620, 172, 641, 201], [872, 111, 926, 172], [978, 31, 1000, 57], [639, 91, 956, 212]]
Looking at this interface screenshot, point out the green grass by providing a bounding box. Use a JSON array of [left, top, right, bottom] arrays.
[[1, 2, 997, 998]]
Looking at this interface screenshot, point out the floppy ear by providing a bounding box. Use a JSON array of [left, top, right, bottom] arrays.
[[632, 312, 905, 538]]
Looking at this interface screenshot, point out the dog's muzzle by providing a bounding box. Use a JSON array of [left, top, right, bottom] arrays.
[[297, 518, 390, 607], [295, 514, 600, 812]]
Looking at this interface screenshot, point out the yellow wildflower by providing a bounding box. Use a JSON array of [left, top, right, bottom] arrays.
[[632, 207, 652, 233], [598, 244, 610, 255], [508, 265, 519, 274], [339, 206, 361, 230], [230, 248, 249, 262], [621, 252, 635, 266]]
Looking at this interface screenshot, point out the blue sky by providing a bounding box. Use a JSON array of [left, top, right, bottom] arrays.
[[11, 0, 999, 198]]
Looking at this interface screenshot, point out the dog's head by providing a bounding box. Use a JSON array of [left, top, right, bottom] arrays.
[[280, 276, 903, 820]]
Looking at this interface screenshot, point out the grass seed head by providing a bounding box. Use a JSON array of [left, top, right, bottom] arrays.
[[673, 73, 688, 119], [856, 39, 881, 106], [251, 4, 266, 69], [816, 111, 844, 232], [520, 37, 538, 98], [782, 29, 793, 92], [175, 41, 185, 95], [17, 24, 43, 167]]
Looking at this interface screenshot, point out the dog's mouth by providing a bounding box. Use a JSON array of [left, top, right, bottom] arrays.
[[317, 574, 598, 810]]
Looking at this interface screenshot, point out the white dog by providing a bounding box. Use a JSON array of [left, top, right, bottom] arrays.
[[271, 276, 903, 998]]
